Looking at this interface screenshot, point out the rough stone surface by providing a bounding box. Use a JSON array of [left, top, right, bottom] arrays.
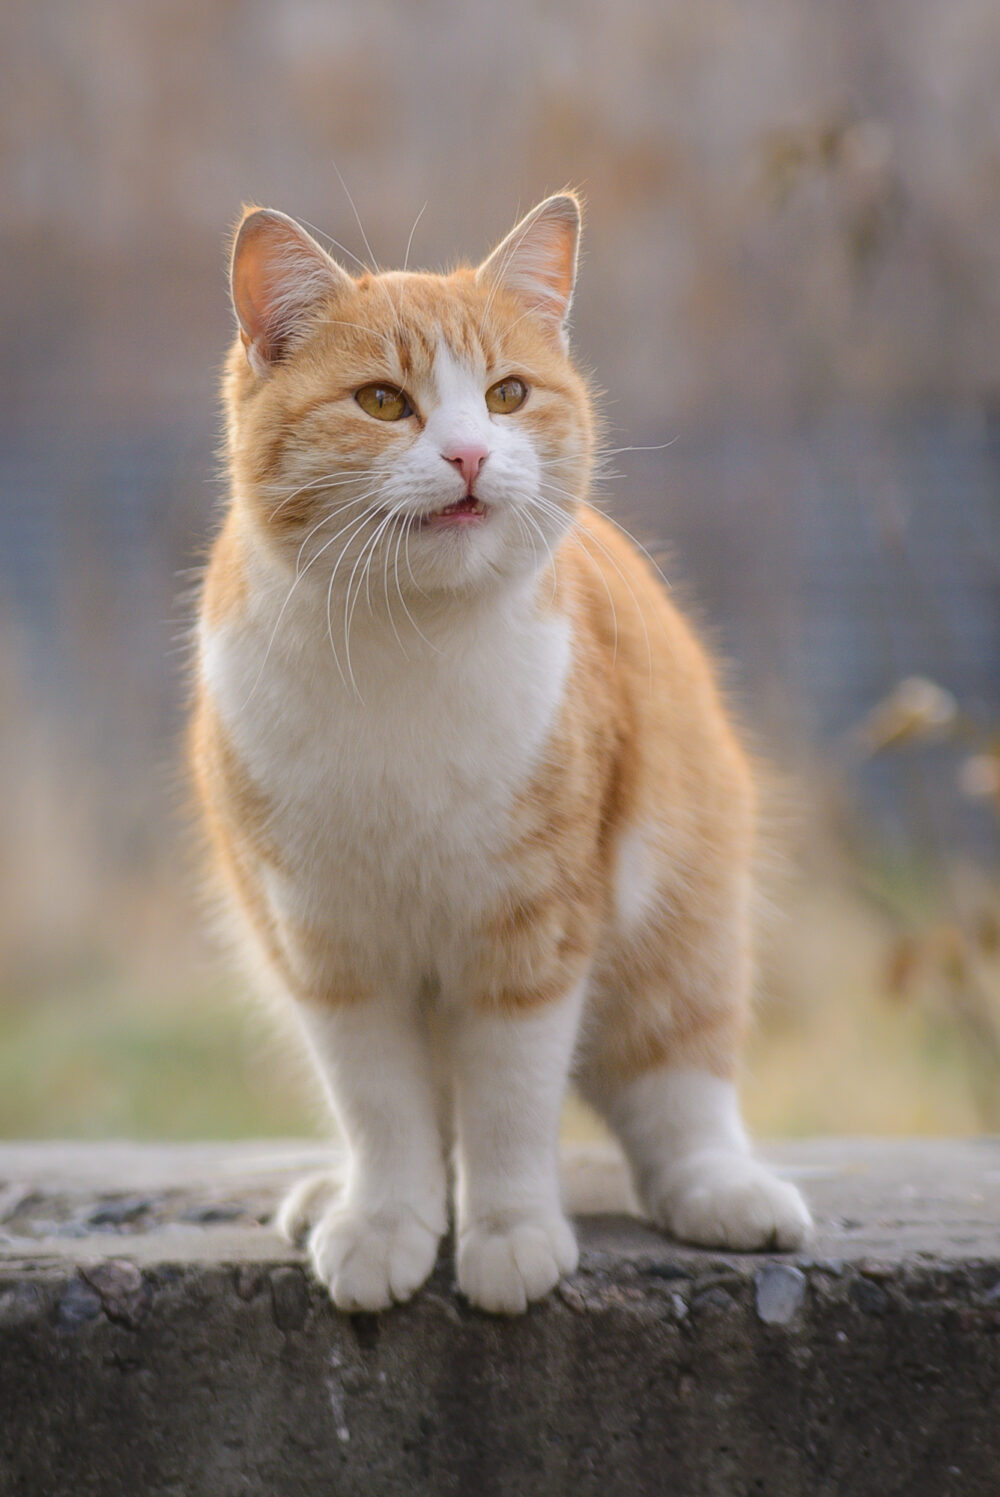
[[1, 1137, 999, 1496]]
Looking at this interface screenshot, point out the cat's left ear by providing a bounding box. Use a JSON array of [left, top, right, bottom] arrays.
[[475, 194, 581, 343], [230, 207, 353, 376]]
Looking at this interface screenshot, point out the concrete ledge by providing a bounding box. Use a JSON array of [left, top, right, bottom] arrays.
[[2, 1138, 999, 1496]]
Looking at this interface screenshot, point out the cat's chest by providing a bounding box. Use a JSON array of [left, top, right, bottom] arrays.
[[203, 596, 572, 920]]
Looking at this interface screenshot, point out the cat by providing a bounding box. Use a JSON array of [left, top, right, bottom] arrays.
[[189, 193, 811, 1315]]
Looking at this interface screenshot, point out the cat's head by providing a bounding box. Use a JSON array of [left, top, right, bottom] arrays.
[[223, 195, 594, 600]]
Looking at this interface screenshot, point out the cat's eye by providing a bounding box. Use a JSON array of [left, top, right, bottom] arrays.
[[485, 377, 528, 415], [355, 384, 413, 421]]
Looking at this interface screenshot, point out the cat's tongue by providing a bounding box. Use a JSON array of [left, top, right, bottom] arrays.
[[425, 496, 487, 527]]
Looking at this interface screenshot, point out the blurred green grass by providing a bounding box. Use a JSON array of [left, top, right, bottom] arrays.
[[1, 865, 995, 1142], [0, 970, 318, 1140]]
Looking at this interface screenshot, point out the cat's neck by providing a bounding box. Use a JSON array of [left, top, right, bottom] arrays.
[[233, 503, 563, 700]]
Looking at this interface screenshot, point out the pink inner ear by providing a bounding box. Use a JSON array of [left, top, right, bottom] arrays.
[[232, 225, 278, 355], [526, 223, 576, 311], [477, 197, 580, 331], [231, 210, 348, 368]]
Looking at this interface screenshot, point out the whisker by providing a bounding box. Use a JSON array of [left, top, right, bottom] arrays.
[[542, 440, 677, 464], [402, 513, 431, 604], [265, 471, 367, 523], [403, 202, 427, 274], [325, 509, 384, 694], [529, 496, 621, 665], [327, 161, 409, 350], [396, 515, 439, 652], [515, 506, 560, 609], [594, 440, 678, 459], [381, 511, 410, 660], [343, 508, 400, 695], [539, 479, 672, 592], [314, 318, 399, 354], [295, 494, 370, 574], [331, 159, 380, 273], [295, 214, 371, 276], [240, 494, 381, 710], [348, 511, 390, 626], [264, 470, 362, 496], [530, 492, 656, 678]]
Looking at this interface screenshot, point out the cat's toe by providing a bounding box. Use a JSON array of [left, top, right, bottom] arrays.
[[275, 1170, 343, 1245], [654, 1153, 812, 1252], [457, 1213, 578, 1315], [309, 1205, 443, 1312]]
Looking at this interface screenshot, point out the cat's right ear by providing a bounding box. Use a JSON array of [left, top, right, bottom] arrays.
[[475, 194, 581, 344], [230, 208, 353, 376]]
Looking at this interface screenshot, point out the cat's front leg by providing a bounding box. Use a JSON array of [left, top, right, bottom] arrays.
[[283, 994, 448, 1312], [451, 983, 585, 1314]]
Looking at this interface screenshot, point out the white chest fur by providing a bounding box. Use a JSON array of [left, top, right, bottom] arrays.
[[199, 557, 572, 991]]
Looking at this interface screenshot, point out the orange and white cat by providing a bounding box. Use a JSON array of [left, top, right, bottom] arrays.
[[190, 194, 811, 1315]]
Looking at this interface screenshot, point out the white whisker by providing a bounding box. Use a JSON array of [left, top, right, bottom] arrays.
[[265, 471, 366, 523], [240, 493, 381, 710], [539, 479, 672, 592], [403, 202, 427, 274], [380, 507, 410, 660], [314, 318, 399, 354], [343, 507, 403, 696], [396, 516, 439, 652], [325, 508, 384, 693], [532, 490, 656, 678]]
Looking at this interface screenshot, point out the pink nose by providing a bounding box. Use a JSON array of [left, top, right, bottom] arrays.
[[442, 443, 488, 488]]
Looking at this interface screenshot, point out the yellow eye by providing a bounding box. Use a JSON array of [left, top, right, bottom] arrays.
[[355, 384, 412, 421], [485, 377, 528, 415]]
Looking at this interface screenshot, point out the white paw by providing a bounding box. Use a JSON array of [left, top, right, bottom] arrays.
[[457, 1213, 578, 1315], [309, 1203, 443, 1312], [275, 1170, 344, 1245], [653, 1151, 812, 1252]]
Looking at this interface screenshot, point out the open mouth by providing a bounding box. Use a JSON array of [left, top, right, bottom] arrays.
[[421, 495, 488, 529]]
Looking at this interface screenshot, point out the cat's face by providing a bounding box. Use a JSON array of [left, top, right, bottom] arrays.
[[224, 197, 593, 600]]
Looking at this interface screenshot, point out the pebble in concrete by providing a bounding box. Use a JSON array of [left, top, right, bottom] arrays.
[[691, 1285, 734, 1314], [754, 1264, 807, 1324], [86, 1196, 151, 1227], [0, 1283, 43, 1326], [81, 1258, 150, 1328], [270, 1266, 310, 1332], [851, 1276, 890, 1316], [57, 1277, 103, 1329]]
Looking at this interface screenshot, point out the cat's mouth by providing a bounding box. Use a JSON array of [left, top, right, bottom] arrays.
[[421, 495, 489, 529]]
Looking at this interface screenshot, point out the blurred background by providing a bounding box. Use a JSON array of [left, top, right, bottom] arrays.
[[2, 0, 999, 1141]]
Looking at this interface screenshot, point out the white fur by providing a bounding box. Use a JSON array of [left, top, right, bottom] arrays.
[[606, 1069, 812, 1251], [614, 823, 661, 933], [201, 554, 572, 1002], [288, 996, 447, 1310], [452, 983, 585, 1314], [203, 447, 579, 1309]]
